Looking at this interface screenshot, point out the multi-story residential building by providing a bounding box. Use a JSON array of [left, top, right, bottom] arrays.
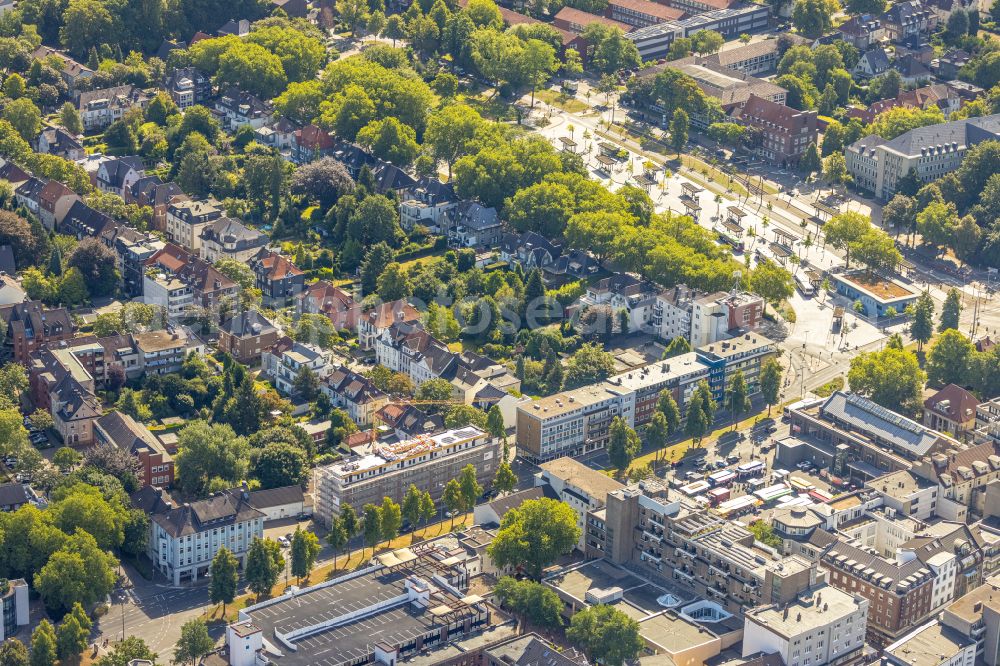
[[733, 94, 819, 166], [911, 442, 1000, 522], [0, 301, 73, 364], [885, 620, 977, 666], [358, 298, 421, 349], [78, 85, 151, 131], [51, 375, 101, 446], [536, 457, 625, 552], [217, 311, 280, 365], [398, 178, 457, 231], [163, 67, 211, 109], [653, 284, 701, 341], [821, 538, 938, 645], [923, 384, 979, 438], [321, 366, 389, 427], [694, 331, 776, 401], [660, 0, 735, 14], [296, 281, 359, 331], [838, 14, 885, 49], [881, 0, 936, 41], [941, 575, 1000, 666], [249, 249, 305, 308], [606, 0, 683, 27], [517, 383, 631, 463], [133, 485, 265, 585], [199, 216, 268, 264], [95, 411, 174, 488], [517, 356, 710, 462], [845, 114, 1000, 201], [313, 426, 500, 526], [134, 328, 202, 375], [128, 176, 187, 233], [742, 585, 869, 666], [37, 180, 80, 232], [690, 290, 764, 347], [441, 201, 502, 248], [265, 338, 332, 396], [866, 470, 938, 521], [166, 199, 223, 252]]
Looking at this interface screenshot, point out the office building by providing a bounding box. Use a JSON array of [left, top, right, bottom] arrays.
[[845, 114, 1000, 201]]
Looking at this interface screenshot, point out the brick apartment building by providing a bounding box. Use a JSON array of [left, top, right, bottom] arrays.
[[1, 301, 74, 364]]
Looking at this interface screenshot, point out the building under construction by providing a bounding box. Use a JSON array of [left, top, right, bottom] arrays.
[[313, 426, 501, 527]]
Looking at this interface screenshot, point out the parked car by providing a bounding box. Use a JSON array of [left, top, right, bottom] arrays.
[[714, 460, 727, 469], [276, 536, 290, 547]]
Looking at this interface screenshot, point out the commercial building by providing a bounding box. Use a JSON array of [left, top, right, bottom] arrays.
[[845, 113, 1000, 201], [226, 548, 491, 666], [732, 94, 819, 166], [536, 457, 625, 552], [313, 427, 500, 526], [606, 0, 684, 28], [0, 580, 29, 641], [133, 485, 265, 585], [830, 271, 919, 318], [625, 4, 770, 61], [911, 442, 1000, 522], [742, 585, 869, 666], [884, 620, 976, 666], [941, 576, 1000, 665]]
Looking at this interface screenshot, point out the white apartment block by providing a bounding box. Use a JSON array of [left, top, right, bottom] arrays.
[[742, 585, 869, 666]]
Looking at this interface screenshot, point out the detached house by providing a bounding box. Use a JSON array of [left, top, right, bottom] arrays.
[[855, 47, 892, 77], [297, 281, 359, 331], [399, 178, 457, 231], [51, 376, 101, 446], [35, 127, 84, 161], [214, 88, 273, 130], [218, 310, 280, 364], [249, 249, 305, 308], [78, 85, 152, 132], [199, 217, 268, 263], [96, 156, 145, 197], [164, 67, 211, 109], [881, 0, 936, 42], [442, 201, 502, 248], [32, 46, 93, 89], [292, 124, 336, 164]]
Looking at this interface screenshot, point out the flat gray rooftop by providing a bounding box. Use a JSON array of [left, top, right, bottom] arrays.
[[244, 569, 456, 666]]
